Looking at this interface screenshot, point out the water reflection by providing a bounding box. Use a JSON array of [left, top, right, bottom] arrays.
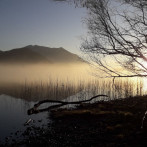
[[0, 77, 147, 102], [0, 95, 49, 142]]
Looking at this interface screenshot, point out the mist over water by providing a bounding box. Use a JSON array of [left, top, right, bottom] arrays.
[[0, 63, 90, 83], [0, 62, 147, 101], [0, 63, 94, 101]]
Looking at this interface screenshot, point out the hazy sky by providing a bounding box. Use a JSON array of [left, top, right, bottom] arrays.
[[0, 0, 86, 54]]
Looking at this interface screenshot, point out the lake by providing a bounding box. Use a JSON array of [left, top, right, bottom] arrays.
[[0, 75, 147, 144], [0, 94, 49, 143]]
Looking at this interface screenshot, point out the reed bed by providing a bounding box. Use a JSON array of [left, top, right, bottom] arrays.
[[10, 77, 146, 102]]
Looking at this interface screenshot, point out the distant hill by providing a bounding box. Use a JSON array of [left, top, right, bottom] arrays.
[[0, 45, 84, 64]]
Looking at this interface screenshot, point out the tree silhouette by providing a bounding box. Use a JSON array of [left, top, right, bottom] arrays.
[[53, 0, 147, 78]]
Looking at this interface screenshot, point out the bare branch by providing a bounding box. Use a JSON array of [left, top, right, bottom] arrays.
[[80, 0, 147, 77], [27, 94, 108, 115]]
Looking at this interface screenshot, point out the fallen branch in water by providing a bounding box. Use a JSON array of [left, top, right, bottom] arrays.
[[27, 94, 108, 115]]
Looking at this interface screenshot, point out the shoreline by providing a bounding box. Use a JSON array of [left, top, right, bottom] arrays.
[[2, 96, 147, 146]]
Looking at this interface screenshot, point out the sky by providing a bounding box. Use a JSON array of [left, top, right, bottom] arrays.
[[0, 0, 87, 54]]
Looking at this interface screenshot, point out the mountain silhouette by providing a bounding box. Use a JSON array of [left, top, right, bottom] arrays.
[[0, 45, 84, 64]]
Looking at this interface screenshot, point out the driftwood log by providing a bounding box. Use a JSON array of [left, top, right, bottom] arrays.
[[27, 95, 108, 115]]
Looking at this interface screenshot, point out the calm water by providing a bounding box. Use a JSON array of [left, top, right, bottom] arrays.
[[0, 94, 49, 143], [0, 91, 108, 143], [0, 77, 147, 143]]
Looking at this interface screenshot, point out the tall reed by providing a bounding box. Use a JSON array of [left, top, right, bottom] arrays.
[[2, 77, 146, 102]]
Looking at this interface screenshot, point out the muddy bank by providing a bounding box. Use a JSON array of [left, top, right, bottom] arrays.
[[3, 96, 147, 146]]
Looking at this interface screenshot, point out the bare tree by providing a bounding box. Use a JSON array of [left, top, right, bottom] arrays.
[[52, 0, 147, 78], [80, 0, 147, 78]]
